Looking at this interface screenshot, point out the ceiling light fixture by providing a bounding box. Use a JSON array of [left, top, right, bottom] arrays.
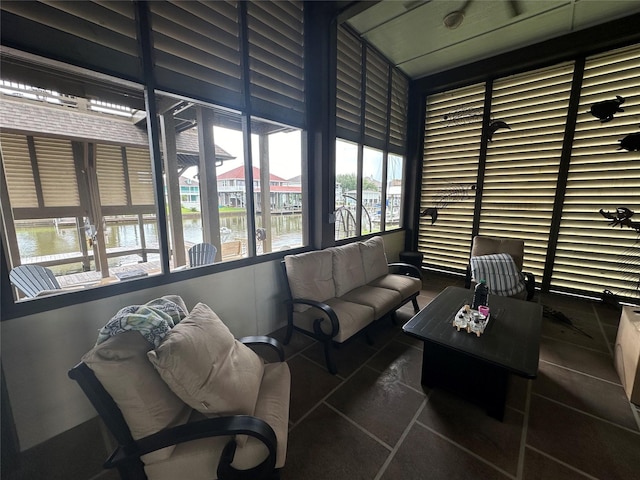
[[443, 0, 471, 30], [443, 10, 465, 29]]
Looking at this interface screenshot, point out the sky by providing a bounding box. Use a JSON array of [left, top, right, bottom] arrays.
[[212, 126, 302, 180]]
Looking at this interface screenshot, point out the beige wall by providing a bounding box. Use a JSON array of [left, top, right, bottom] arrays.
[[1, 231, 406, 451]]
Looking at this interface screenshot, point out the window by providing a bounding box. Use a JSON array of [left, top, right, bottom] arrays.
[[335, 139, 359, 240], [157, 94, 307, 269], [0, 59, 161, 301], [250, 117, 305, 255], [386, 153, 404, 229], [362, 147, 383, 234], [334, 26, 408, 241]]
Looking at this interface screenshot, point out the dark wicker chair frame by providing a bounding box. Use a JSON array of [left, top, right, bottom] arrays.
[[68, 336, 285, 480]]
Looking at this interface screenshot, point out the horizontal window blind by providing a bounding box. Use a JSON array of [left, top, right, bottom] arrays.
[[149, 1, 243, 109], [126, 147, 154, 206], [247, 0, 305, 126], [96, 144, 127, 207], [481, 62, 575, 280], [0, 1, 140, 81], [419, 83, 485, 272], [336, 26, 362, 142], [389, 69, 409, 152], [33, 137, 79, 207], [364, 47, 389, 150], [1, 133, 38, 208], [552, 44, 640, 298]]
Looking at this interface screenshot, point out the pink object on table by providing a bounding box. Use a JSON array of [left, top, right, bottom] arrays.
[[478, 305, 490, 317]]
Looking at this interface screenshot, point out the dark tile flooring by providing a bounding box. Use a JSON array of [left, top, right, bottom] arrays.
[[272, 273, 640, 480]]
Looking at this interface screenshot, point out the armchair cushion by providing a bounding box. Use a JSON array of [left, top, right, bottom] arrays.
[[82, 331, 192, 464], [147, 303, 264, 421], [284, 250, 335, 312], [470, 253, 526, 297], [471, 236, 525, 270]]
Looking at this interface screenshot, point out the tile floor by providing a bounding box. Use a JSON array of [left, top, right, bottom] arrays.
[[272, 273, 640, 480]]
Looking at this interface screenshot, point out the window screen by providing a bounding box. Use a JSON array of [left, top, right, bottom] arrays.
[[481, 62, 575, 280], [419, 83, 485, 272], [149, 1, 243, 109], [552, 44, 640, 298], [364, 47, 389, 150], [389, 69, 409, 152], [0, 1, 140, 81], [336, 26, 362, 143], [247, 0, 305, 126]]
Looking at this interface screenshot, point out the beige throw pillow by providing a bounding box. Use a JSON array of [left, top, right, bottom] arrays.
[[147, 303, 265, 418], [82, 331, 192, 464]]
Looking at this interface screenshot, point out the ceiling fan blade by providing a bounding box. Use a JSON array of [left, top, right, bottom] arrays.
[[507, 0, 522, 17]]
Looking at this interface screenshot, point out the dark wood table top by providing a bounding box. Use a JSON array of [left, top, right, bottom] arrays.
[[403, 286, 543, 378]]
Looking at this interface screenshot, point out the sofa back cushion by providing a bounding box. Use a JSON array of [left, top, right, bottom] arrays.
[[82, 331, 192, 464], [359, 236, 389, 283], [284, 250, 335, 312], [147, 303, 264, 419], [330, 242, 367, 297]]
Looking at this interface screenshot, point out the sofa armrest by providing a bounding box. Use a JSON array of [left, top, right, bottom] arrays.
[[107, 415, 277, 480], [239, 336, 285, 362], [288, 298, 340, 339], [388, 262, 422, 280]]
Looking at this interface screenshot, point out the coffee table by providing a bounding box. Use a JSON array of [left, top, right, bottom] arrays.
[[403, 286, 542, 420]]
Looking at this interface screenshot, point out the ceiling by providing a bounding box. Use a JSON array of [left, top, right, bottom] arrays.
[[342, 0, 640, 80]]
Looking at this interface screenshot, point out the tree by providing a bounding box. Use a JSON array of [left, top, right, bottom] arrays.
[[336, 173, 379, 194]]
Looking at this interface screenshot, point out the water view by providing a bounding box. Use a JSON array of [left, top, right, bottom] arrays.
[[16, 213, 304, 275]]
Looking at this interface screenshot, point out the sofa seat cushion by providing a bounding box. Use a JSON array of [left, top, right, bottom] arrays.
[[340, 285, 402, 318], [148, 303, 264, 419], [329, 242, 366, 297], [359, 236, 389, 283], [368, 274, 422, 300], [292, 298, 374, 343], [82, 331, 192, 464], [284, 250, 335, 312]]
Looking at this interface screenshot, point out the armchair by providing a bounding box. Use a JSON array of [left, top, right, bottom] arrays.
[[188, 242, 217, 267], [464, 235, 535, 301], [69, 300, 290, 480]]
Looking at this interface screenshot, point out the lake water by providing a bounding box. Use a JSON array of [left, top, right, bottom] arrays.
[[16, 214, 303, 274]]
